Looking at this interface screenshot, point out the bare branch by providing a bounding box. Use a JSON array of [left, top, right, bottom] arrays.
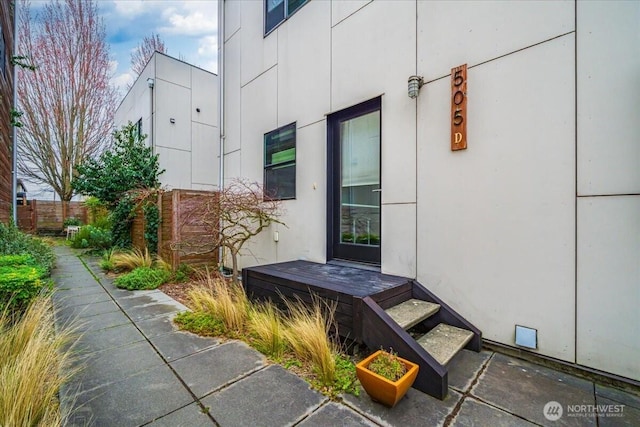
[[130, 33, 167, 76], [16, 0, 118, 212], [170, 179, 285, 282]]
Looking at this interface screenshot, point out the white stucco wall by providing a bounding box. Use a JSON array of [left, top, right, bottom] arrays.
[[114, 52, 219, 191], [575, 1, 640, 381], [223, 0, 639, 381]]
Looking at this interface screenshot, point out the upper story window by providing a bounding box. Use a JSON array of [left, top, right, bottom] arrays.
[[265, 0, 307, 35], [135, 118, 143, 139], [264, 122, 296, 200]]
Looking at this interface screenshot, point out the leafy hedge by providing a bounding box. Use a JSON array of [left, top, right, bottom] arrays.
[[0, 255, 48, 311], [0, 223, 55, 274], [114, 267, 169, 290], [70, 225, 112, 250]]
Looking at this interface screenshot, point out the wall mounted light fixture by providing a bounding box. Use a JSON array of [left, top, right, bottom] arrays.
[[170, 118, 176, 124], [147, 78, 154, 88], [408, 75, 424, 99]]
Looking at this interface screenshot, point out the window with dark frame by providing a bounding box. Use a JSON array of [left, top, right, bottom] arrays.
[[135, 118, 143, 139], [264, 122, 296, 200], [265, 0, 308, 35]]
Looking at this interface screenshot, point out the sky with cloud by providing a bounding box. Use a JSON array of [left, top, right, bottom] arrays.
[[104, 0, 218, 94], [22, 0, 218, 199], [28, 0, 219, 96]]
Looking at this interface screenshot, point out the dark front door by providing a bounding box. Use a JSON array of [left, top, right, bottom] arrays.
[[327, 97, 381, 264]]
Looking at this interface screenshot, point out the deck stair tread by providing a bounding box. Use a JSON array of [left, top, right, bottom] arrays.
[[385, 299, 440, 330], [417, 323, 474, 366]]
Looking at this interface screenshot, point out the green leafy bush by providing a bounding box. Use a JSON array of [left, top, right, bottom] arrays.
[[0, 256, 48, 311], [70, 225, 112, 249], [63, 217, 82, 227], [110, 196, 135, 248], [143, 202, 159, 254], [0, 254, 35, 267], [0, 223, 55, 274], [114, 267, 169, 290]]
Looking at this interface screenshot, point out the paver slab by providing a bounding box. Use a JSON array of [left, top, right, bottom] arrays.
[[65, 364, 193, 427], [297, 402, 377, 427], [344, 387, 461, 427], [170, 341, 265, 398], [56, 311, 131, 333], [73, 322, 146, 355], [123, 302, 184, 321], [149, 330, 218, 362], [136, 313, 180, 338], [595, 384, 640, 410], [147, 403, 216, 427], [597, 396, 640, 427], [66, 340, 166, 394], [451, 396, 537, 427], [447, 350, 493, 393], [56, 300, 120, 322], [55, 291, 113, 308], [201, 365, 326, 427], [471, 353, 596, 426]]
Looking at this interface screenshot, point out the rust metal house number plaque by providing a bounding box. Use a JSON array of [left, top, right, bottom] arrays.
[[451, 64, 467, 151]]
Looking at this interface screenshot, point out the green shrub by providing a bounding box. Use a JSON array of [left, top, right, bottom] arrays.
[[143, 202, 159, 254], [63, 217, 82, 227], [70, 225, 112, 250], [173, 263, 192, 283], [114, 267, 169, 290], [174, 311, 225, 336], [110, 197, 134, 248], [0, 264, 48, 310], [0, 254, 35, 267], [0, 223, 55, 274]]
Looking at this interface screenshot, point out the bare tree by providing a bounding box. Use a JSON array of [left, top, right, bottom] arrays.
[[173, 180, 285, 283], [17, 0, 118, 221], [130, 32, 167, 76]]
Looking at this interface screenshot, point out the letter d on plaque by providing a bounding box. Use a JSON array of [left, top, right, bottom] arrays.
[[451, 64, 467, 151]]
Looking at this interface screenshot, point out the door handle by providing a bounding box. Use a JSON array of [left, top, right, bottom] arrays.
[[372, 189, 382, 192]]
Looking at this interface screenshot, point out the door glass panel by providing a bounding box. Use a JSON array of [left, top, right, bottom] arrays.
[[339, 111, 380, 246]]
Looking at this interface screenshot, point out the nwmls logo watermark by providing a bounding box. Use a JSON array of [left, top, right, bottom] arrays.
[[543, 400, 626, 421]]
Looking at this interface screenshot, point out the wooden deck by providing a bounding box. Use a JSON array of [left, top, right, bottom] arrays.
[[242, 260, 412, 341]]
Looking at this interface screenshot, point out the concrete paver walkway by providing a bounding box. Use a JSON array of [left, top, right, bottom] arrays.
[[52, 246, 640, 426]]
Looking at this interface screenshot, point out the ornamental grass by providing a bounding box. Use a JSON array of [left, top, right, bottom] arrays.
[[0, 294, 78, 427]]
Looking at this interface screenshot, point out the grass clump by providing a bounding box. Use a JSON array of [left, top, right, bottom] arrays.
[[0, 295, 78, 426], [175, 274, 360, 398], [111, 247, 153, 272], [114, 266, 169, 290], [186, 274, 249, 336], [248, 301, 287, 359], [283, 297, 338, 386]]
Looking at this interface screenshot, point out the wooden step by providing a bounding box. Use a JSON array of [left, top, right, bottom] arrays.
[[417, 323, 474, 366], [385, 299, 440, 330]]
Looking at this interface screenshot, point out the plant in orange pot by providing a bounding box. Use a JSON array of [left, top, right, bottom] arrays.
[[355, 349, 419, 407]]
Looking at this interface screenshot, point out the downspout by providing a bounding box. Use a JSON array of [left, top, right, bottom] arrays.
[[11, 1, 18, 225], [217, 0, 225, 270]]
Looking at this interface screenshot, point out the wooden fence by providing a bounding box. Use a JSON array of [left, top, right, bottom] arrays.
[[156, 189, 219, 270], [17, 200, 88, 234]]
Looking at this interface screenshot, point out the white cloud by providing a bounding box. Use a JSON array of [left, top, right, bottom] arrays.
[[160, 3, 217, 36], [197, 35, 217, 57], [112, 0, 149, 18], [111, 71, 135, 94]]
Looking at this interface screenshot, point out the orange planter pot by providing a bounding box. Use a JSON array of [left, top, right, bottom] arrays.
[[356, 350, 419, 408]]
